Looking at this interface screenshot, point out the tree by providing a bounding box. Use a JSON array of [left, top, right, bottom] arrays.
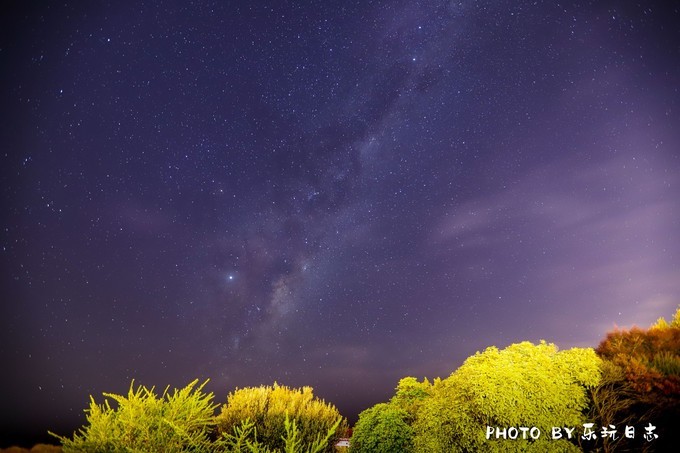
[[412, 341, 601, 452], [50, 380, 217, 452], [350, 403, 414, 453], [389, 377, 432, 422], [215, 383, 346, 452]]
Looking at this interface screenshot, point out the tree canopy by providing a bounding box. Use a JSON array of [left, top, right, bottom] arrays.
[[412, 341, 601, 452], [350, 403, 414, 453]]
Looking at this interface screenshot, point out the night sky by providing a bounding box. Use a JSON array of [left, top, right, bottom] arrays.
[[1, 0, 679, 447]]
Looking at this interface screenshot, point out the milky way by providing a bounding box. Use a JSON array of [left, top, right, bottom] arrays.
[[1, 0, 679, 446]]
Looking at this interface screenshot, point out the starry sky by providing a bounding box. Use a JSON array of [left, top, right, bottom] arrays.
[[1, 0, 679, 446]]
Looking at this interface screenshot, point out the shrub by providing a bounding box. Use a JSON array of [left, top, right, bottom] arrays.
[[592, 309, 680, 451], [215, 383, 346, 452], [219, 415, 341, 453], [50, 379, 217, 452]]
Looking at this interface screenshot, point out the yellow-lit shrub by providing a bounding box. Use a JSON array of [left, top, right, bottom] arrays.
[[215, 383, 346, 452], [50, 379, 217, 452]]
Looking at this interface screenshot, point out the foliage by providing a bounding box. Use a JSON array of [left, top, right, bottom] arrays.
[[219, 418, 264, 452], [45, 307, 680, 452], [651, 316, 669, 330], [349, 403, 414, 453], [673, 307, 680, 328], [389, 377, 432, 422], [215, 383, 346, 452], [349, 377, 432, 453], [50, 379, 217, 452], [650, 350, 680, 376], [281, 415, 342, 453], [218, 415, 341, 453], [412, 341, 601, 452], [51, 380, 345, 453], [597, 316, 680, 396], [587, 360, 637, 452], [592, 306, 680, 451]]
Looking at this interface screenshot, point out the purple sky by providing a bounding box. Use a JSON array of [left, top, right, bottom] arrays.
[[1, 0, 679, 447]]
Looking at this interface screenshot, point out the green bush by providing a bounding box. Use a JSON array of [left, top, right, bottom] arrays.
[[350, 403, 414, 453], [50, 379, 217, 452]]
